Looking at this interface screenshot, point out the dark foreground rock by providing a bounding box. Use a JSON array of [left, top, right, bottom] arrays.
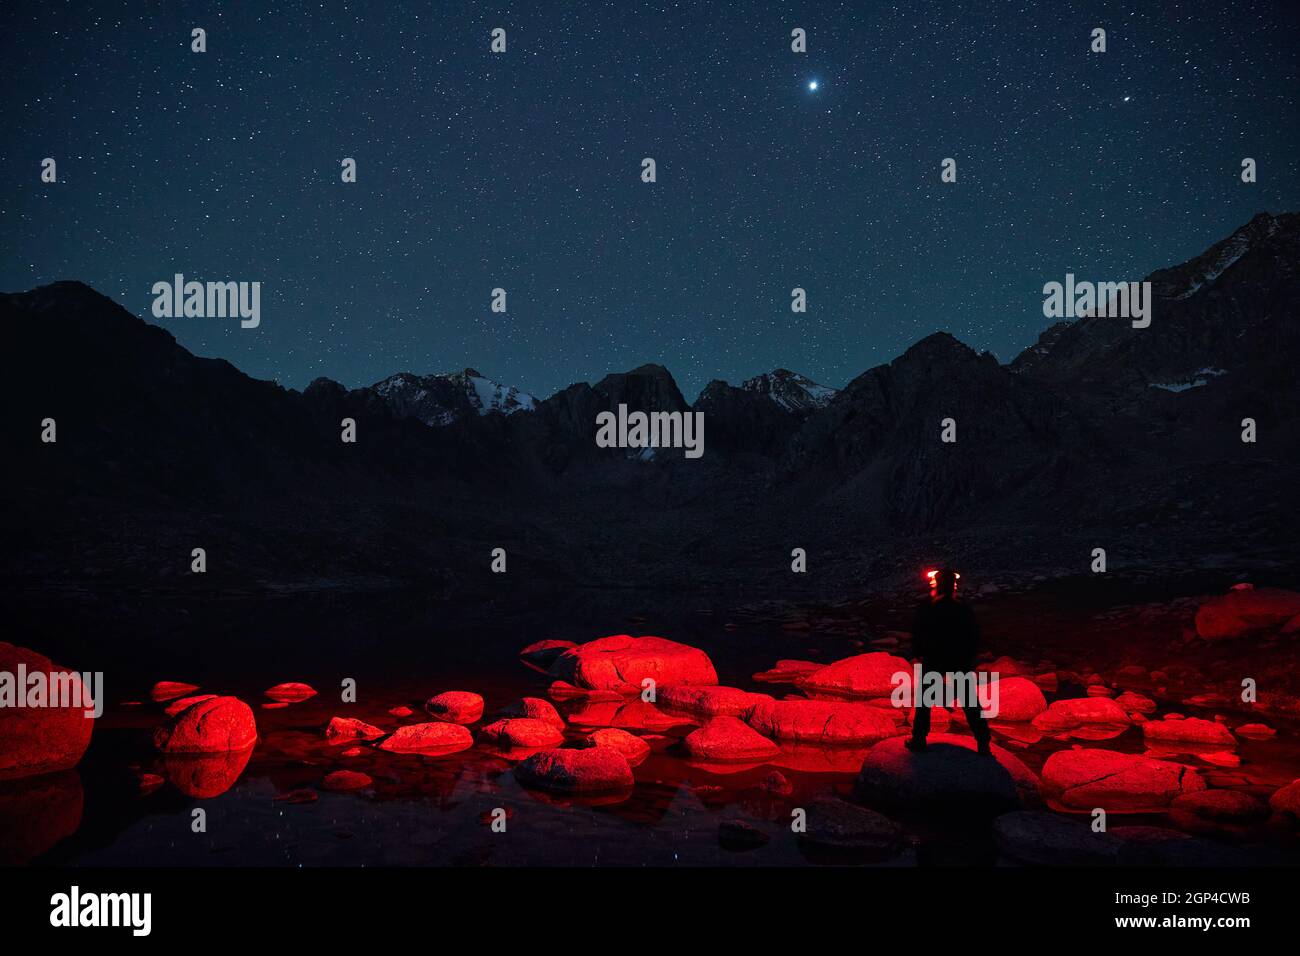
[[515, 746, 635, 793], [855, 734, 1041, 815]]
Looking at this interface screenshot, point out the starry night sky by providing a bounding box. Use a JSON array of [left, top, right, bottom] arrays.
[[3, 1, 1299, 401]]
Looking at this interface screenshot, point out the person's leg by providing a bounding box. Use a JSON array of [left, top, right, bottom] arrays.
[[964, 704, 992, 755], [908, 704, 931, 750]]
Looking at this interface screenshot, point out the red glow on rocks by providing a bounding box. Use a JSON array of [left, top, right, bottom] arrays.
[[153, 696, 257, 753]]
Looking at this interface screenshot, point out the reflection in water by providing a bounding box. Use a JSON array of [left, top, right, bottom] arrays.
[[0, 771, 84, 865], [161, 747, 254, 798]]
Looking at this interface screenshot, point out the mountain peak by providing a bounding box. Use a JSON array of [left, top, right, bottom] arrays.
[[899, 332, 980, 365], [739, 368, 837, 412]]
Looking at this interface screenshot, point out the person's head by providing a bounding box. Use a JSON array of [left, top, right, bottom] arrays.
[[926, 567, 960, 599]]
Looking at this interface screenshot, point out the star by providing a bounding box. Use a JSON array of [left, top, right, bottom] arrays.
[[808, 80, 818, 92]]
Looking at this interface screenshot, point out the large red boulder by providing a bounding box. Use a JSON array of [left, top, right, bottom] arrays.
[[1142, 717, 1236, 749], [153, 696, 256, 754], [856, 735, 1041, 814], [657, 685, 771, 718], [744, 698, 896, 745], [797, 652, 911, 698], [479, 718, 564, 748], [1032, 697, 1131, 731], [424, 691, 484, 724], [515, 746, 635, 793], [501, 697, 565, 728], [1041, 749, 1205, 811], [378, 722, 473, 753], [548, 635, 718, 693], [0, 643, 96, 780], [987, 677, 1047, 722], [682, 717, 781, 762], [1195, 587, 1300, 639]]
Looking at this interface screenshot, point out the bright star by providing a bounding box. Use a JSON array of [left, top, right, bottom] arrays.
[[808, 80, 818, 91]]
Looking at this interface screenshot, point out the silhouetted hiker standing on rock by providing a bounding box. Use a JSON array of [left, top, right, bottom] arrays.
[[906, 568, 992, 757]]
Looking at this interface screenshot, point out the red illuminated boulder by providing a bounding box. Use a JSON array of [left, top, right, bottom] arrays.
[[153, 696, 256, 754], [515, 746, 635, 793], [325, 716, 385, 743], [548, 635, 718, 693], [797, 652, 912, 698], [519, 639, 577, 669], [682, 717, 781, 762], [321, 770, 373, 792], [856, 735, 1041, 814], [1267, 779, 1300, 823], [744, 699, 896, 746], [1236, 722, 1275, 738], [1195, 587, 1300, 639], [501, 697, 565, 728], [149, 681, 200, 703], [265, 682, 317, 703], [1032, 697, 1131, 731], [424, 691, 484, 724], [378, 722, 473, 753], [0, 643, 96, 780], [657, 685, 771, 719], [480, 718, 564, 748], [981, 655, 1033, 678], [584, 728, 651, 765], [1114, 692, 1157, 715], [986, 677, 1046, 722], [1142, 718, 1236, 749], [1041, 749, 1204, 810]]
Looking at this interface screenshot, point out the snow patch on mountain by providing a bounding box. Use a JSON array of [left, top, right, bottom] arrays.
[[1149, 368, 1229, 392], [740, 369, 837, 412], [371, 368, 535, 426]]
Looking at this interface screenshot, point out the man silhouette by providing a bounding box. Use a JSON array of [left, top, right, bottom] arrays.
[[906, 567, 992, 756]]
